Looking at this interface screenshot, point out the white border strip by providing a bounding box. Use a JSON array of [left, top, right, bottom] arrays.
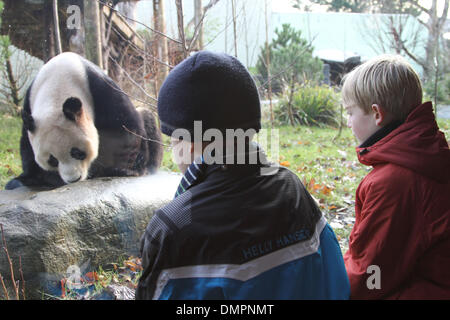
[[153, 216, 327, 299]]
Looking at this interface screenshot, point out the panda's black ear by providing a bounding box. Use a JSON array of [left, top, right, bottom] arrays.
[[63, 97, 83, 122], [22, 109, 35, 133]]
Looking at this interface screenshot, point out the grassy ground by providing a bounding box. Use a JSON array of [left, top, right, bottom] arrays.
[[40, 256, 142, 300], [0, 115, 22, 188], [265, 125, 366, 245], [1, 114, 449, 299], [1, 114, 449, 245]]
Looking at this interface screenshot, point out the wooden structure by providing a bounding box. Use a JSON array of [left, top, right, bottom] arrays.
[[0, 0, 144, 81]]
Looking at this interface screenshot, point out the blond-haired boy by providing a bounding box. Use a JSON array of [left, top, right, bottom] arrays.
[[342, 55, 450, 299]]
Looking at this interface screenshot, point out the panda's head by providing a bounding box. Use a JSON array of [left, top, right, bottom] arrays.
[[27, 97, 99, 184]]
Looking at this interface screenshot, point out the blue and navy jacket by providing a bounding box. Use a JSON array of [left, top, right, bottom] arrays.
[[136, 152, 350, 300]]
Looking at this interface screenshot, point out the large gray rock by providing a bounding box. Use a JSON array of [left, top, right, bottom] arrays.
[[0, 171, 181, 299]]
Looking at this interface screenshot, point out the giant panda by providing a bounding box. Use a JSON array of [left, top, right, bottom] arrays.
[[5, 52, 163, 190]]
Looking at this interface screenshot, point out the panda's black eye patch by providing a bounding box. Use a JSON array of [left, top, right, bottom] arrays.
[[48, 155, 59, 168], [63, 97, 82, 122], [71, 148, 87, 161]]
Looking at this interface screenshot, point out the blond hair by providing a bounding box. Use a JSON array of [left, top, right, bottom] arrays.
[[341, 55, 423, 121]]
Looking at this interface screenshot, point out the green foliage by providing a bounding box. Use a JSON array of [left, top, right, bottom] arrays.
[[377, 0, 421, 15], [136, 29, 152, 41], [265, 124, 370, 251], [0, 0, 9, 59], [0, 1, 8, 60], [161, 134, 179, 173], [271, 124, 366, 206], [256, 24, 323, 94], [423, 73, 450, 105], [0, 35, 11, 62], [275, 84, 340, 127], [0, 36, 8, 52], [0, 0, 18, 115], [437, 118, 450, 142], [188, 17, 222, 45], [291, 0, 421, 15], [292, 0, 371, 13], [0, 115, 21, 190]]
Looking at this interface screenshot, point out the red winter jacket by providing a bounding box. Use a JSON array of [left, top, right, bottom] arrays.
[[344, 102, 450, 300]]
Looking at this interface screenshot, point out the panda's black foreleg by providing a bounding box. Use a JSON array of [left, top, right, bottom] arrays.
[[5, 177, 25, 190], [5, 171, 64, 190], [19, 125, 39, 176]]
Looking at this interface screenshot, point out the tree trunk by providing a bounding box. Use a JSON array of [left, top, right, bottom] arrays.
[[176, 0, 188, 59], [194, 0, 204, 50], [243, 2, 249, 66], [84, 0, 103, 68], [287, 75, 296, 126], [153, 0, 169, 95], [334, 103, 344, 141], [5, 57, 20, 115], [53, 0, 62, 54], [231, 0, 237, 57], [265, 0, 274, 128], [225, 0, 228, 53], [43, 1, 56, 62], [416, 0, 448, 81], [423, 0, 438, 80]]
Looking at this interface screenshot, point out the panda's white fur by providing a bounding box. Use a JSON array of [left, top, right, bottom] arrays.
[[28, 52, 99, 184], [6, 52, 163, 190]]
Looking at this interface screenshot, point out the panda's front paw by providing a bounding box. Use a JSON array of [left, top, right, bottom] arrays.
[[5, 178, 25, 190]]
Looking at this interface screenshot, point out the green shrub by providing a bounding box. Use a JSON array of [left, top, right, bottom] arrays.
[[275, 84, 340, 127], [255, 24, 323, 95], [423, 73, 450, 105], [0, 115, 22, 189]]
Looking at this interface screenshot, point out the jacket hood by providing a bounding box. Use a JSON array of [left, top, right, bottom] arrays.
[[357, 102, 450, 183]]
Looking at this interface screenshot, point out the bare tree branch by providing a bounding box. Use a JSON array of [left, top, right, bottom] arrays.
[[0, 273, 9, 300], [203, 3, 245, 49], [53, 0, 62, 54], [416, 17, 431, 31], [97, 0, 182, 45], [176, 0, 188, 59], [1, 224, 19, 300], [437, 0, 449, 29], [109, 55, 158, 106], [111, 24, 174, 69], [19, 256, 26, 300], [187, 7, 210, 52], [231, 0, 238, 57], [257, 42, 314, 91], [186, 0, 221, 30]]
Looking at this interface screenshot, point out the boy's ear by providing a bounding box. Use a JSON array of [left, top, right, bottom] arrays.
[[371, 104, 390, 127]]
